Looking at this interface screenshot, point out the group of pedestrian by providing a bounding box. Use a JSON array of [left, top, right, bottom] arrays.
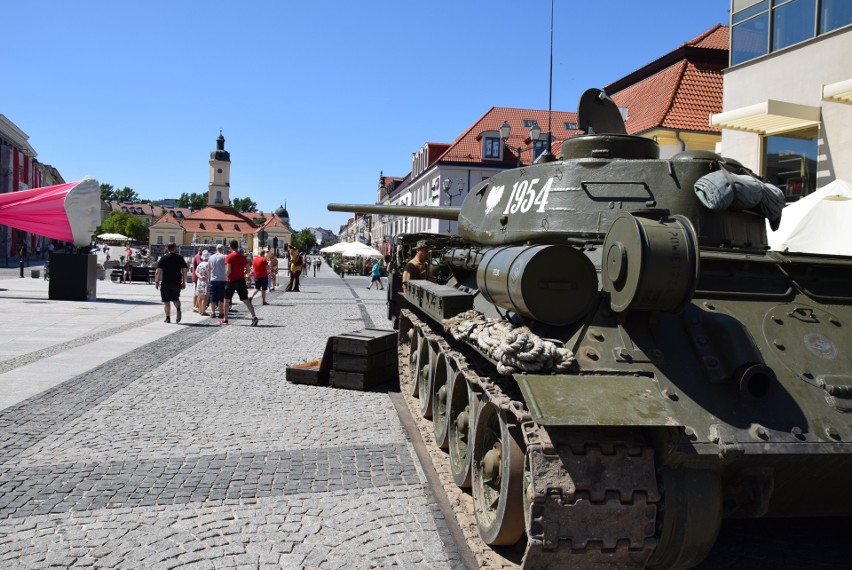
[[155, 241, 319, 325], [156, 241, 259, 326]]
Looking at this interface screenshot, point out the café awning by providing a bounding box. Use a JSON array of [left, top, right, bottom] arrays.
[[823, 78, 852, 104], [710, 100, 820, 135]]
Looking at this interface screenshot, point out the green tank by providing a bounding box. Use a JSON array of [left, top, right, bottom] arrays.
[[328, 89, 852, 568]]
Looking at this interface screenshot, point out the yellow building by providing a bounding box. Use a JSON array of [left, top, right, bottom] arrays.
[[149, 133, 291, 253]]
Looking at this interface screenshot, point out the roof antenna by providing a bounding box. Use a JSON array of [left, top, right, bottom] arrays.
[[537, 0, 557, 163]]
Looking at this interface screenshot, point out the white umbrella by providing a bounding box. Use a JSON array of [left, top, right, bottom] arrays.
[[319, 243, 347, 253], [97, 232, 129, 241], [338, 242, 384, 258]]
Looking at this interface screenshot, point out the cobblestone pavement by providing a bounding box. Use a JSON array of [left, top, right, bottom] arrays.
[[0, 271, 466, 569]]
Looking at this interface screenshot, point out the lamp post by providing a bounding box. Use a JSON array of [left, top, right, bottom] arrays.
[[499, 121, 543, 167], [442, 178, 465, 234]]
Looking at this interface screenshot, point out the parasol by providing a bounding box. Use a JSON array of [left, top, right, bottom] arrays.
[[97, 232, 130, 241]]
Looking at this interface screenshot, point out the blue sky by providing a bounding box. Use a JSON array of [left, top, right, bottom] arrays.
[[3, 0, 729, 231]]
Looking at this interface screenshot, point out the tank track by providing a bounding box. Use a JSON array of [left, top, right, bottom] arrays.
[[401, 309, 661, 568]]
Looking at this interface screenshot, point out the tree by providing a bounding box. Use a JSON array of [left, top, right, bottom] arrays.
[[100, 184, 139, 203], [94, 210, 149, 242], [291, 229, 317, 252], [100, 183, 114, 201], [113, 186, 140, 203], [231, 197, 257, 212], [177, 192, 207, 210]]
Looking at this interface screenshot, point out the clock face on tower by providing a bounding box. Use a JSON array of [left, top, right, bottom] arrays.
[[217, 168, 223, 174]]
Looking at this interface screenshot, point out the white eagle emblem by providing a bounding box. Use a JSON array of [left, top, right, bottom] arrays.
[[484, 185, 504, 214]]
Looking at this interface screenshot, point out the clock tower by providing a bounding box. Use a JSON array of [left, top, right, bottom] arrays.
[[208, 131, 231, 206]]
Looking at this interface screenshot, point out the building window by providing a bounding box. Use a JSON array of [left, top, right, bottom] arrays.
[[533, 140, 549, 161], [773, 0, 816, 52], [564, 121, 578, 130], [484, 137, 501, 159], [732, 0, 852, 65], [821, 0, 852, 33], [763, 128, 818, 200], [215, 191, 222, 204], [732, 0, 769, 64], [157, 235, 163, 245], [522, 119, 538, 128], [168, 235, 176, 244]]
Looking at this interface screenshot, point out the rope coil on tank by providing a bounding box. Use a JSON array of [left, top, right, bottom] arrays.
[[444, 310, 575, 375]]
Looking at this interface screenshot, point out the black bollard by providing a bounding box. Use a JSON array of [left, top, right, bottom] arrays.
[[19, 255, 24, 278]]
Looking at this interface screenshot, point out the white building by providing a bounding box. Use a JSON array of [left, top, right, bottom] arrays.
[[712, 0, 852, 198]]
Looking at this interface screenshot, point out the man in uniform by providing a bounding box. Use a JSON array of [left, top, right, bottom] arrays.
[[402, 239, 431, 292]]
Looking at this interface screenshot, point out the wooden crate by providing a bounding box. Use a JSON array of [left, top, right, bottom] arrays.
[[333, 347, 398, 373], [330, 362, 398, 391], [285, 337, 333, 385], [333, 329, 397, 357]]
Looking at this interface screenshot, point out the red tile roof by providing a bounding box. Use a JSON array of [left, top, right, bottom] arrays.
[[438, 107, 580, 166], [608, 25, 728, 135], [688, 23, 730, 50]]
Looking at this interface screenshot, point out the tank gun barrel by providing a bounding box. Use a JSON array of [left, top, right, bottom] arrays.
[[327, 203, 460, 221]]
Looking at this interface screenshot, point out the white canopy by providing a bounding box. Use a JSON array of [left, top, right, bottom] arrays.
[[320, 241, 383, 257], [767, 179, 852, 256], [97, 232, 129, 241]]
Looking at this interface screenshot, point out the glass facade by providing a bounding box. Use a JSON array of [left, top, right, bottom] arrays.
[[731, 0, 851, 65]]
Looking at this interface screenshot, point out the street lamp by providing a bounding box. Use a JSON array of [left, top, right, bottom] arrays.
[[499, 121, 543, 167], [442, 178, 465, 206]]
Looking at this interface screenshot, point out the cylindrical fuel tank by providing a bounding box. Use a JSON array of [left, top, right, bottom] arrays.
[[476, 245, 598, 326]]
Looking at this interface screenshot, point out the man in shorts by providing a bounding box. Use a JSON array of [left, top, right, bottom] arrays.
[[222, 239, 259, 326], [208, 243, 227, 319], [154, 242, 188, 323], [250, 249, 270, 305]]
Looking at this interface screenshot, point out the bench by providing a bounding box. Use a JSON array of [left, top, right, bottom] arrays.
[[111, 267, 156, 283]]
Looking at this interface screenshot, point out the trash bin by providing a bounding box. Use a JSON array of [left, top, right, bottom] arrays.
[[31, 269, 40, 279], [97, 267, 106, 280]]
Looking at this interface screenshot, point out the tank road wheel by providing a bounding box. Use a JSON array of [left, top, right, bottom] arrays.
[[398, 317, 415, 387], [473, 401, 525, 545], [448, 371, 475, 488], [410, 331, 427, 397], [418, 339, 439, 418], [648, 468, 722, 569], [432, 356, 456, 449]]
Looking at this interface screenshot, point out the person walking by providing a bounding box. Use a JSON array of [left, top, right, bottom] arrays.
[[154, 242, 188, 323], [367, 259, 384, 290], [207, 244, 227, 319], [267, 250, 279, 291], [194, 250, 211, 315], [285, 244, 303, 292], [191, 247, 204, 312], [222, 239, 259, 326], [250, 249, 270, 305]]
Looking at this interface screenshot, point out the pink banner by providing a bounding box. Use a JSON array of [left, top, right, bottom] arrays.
[[0, 181, 79, 243]]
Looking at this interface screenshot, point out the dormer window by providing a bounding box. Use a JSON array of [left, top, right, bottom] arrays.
[[234, 224, 240, 231], [484, 135, 501, 160], [199, 223, 206, 230], [217, 224, 223, 230]]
